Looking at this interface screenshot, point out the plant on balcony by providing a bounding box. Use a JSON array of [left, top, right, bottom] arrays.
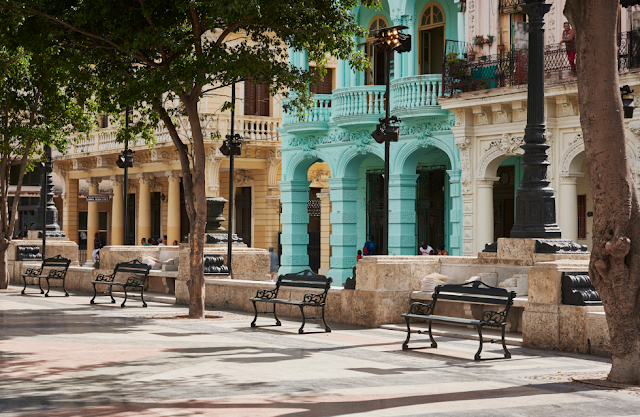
[[474, 35, 485, 45]]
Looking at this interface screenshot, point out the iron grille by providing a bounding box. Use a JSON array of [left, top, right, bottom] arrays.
[[307, 199, 321, 217], [499, 0, 524, 14]]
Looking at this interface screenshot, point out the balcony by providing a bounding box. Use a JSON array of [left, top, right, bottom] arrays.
[[442, 31, 640, 96], [390, 74, 447, 119], [332, 85, 386, 127], [52, 113, 281, 158]]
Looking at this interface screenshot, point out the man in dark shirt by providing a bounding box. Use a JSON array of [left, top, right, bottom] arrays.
[[92, 233, 103, 263]]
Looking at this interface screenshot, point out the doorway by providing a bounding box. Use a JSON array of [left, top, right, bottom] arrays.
[[415, 168, 446, 252], [493, 165, 516, 239], [366, 170, 385, 253], [307, 188, 321, 273], [235, 187, 252, 247], [125, 193, 136, 245]]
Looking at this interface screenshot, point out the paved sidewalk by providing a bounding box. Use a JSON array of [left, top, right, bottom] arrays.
[[1, 285, 639, 416]]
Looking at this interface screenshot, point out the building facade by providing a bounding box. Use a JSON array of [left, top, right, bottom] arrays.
[[279, 0, 640, 285], [52, 83, 283, 262]]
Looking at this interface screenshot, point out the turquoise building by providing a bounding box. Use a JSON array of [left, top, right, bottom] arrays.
[[279, 0, 467, 283]]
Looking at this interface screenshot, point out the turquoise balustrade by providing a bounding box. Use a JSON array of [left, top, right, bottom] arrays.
[[332, 85, 386, 118], [391, 74, 442, 110], [282, 94, 332, 124]]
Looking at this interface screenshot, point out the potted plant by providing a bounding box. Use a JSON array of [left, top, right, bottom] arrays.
[[468, 50, 476, 60], [498, 44, 506, 52], [487, 35, 495, 44], [474, 35, 484, 45]]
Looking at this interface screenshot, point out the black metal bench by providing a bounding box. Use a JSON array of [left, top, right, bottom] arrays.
[[90, 260, 151, 308], [402, 281, 516, 360], [250, 270, 332, 334], [21, 255, 71, 297]]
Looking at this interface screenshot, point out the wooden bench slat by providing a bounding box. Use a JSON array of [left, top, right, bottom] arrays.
[[437, 293, 509, 305]]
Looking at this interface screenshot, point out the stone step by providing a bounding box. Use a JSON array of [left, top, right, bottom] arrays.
[[380, 322, 523, 346], [112, 291, 176, 305]]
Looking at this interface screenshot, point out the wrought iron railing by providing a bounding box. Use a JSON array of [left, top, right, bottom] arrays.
[[618, 30, 640, 72]]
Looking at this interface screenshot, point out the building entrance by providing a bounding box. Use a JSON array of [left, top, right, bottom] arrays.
[[493, 165, 516, 239], [416, 168, 446, 252], [366, 170, 384, 254], [307, 188, 321, 273], [235, 187, 252, 247]]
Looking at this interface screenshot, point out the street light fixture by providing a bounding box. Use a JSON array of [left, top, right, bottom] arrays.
[[370, 25, 411, 255], [118, 107, 134, 245]]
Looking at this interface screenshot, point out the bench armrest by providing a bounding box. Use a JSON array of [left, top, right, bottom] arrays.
[[255, 288, 277, 299], [94, 273, 116, 282], [25, 267, 42, 276], [482, 310, 508, 326], [303, 292, 326, 304], [408, 301, 435, 316]]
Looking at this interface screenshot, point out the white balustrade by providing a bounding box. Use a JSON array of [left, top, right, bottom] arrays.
[[332, 86, 386, 118], [391, 74, 442, 110]]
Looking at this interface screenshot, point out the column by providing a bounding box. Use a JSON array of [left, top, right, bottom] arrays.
[[559, 174, 583, 242], [476, 177, 498, 252], [328, 177, 359, 284], [137, 173, 153, 244], [63, 178, 79, 243], [447, 169, 463, 256], [110, 175, 124, 245], [317, 189, 331, 276], [406, 15, 416, 76], [388, 174, 418, 255], [279, 180, 311, 275], [166, 171, 182, 245], [86, 177, 101, 265]]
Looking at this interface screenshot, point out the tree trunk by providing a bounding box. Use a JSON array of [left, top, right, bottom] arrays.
[[0, 241, 8, 289], [182, 96, 208, 319], [565, 0, 640, 384]]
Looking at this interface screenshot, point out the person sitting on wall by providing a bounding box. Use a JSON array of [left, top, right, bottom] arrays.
[[357, 250, 362, 260], [437, 245, 449, 256], [92, 233, 103, 263], [173, 240, 179, 246], [158, 238, 166, 246], [268, 245, 279, 281], [141, 238, 147, 246], [419, 241, 434, 255]]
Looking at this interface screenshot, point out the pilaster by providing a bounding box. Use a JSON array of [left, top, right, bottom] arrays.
[[110, 175, 124, 245], [447, 169, 463, 255], [166, 170, 182, 246], [477, 177, 499, 252], [279, 180, 311, 275], [86, 177, 102, 265], [137, 173, 153, 244], [328, 177, 360, 284], [317, 189, 332, 275], [388, 174, 419, 255]]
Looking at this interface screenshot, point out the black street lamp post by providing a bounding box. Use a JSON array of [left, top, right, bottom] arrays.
[[509, 0, 562, 239], [371, 26, 411, 255], [220, 82, 242, 278], [34, 144, 64, 258], [117, 107, 134, 245]]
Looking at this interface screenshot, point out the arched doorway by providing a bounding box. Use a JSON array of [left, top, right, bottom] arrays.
[[419, 2, 446, 75], [366, 15, 389, 85]]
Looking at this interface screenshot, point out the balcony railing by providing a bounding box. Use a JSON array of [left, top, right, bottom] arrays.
[[443, 31, 640, 96], [391, 74, 442, 109], [333, 85, 386, 118], [52, 113, 280, 157], [282, 94, 332, 124]]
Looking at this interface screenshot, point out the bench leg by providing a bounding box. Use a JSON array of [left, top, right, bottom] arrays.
[[501, 326, 511, 359], [38, 277, 44, 294], [140, 286, 147, 308], [121, 286, 128, 308], [109, 286, 115, 303], [273, 304, 281, 326], [90, 283, 98, 304], [298, 305, 306, 334], [474, 326, 484, 361], [402, 316, 412, 350], [62, 278, 69, 297], [44, 278, 50, 297], [321, 305, 331, 333], [21, 275, 28, 295], [428, 321, 437, 348], [251, 300, 259, 327]]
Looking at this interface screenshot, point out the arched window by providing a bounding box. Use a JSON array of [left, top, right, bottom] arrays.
[[366, 16, 389, 85], [419, 3, 446, 74]]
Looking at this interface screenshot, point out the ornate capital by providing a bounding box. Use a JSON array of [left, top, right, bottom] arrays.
[[110, 175, 125, 186], [86, 177, 102, 188], [234, 169, 254, 187], [455, 136, 472, 150], [138, 173, 154, 184], [521, 1, 552, 24], [166, 170, 182, 182]]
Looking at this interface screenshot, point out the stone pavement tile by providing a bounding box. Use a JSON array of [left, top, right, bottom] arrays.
[[0, 340, 176, 380]]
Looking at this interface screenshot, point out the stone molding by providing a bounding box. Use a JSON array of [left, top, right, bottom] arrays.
[[234, 169, 254, 187], [110, 175, 124, 186], [166, 170, 182, 182], [138, 173, 154, 184], [86, 177, 102, 188]]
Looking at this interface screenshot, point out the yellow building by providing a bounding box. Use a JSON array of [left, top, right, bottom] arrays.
[[52, 83, 282, 262]]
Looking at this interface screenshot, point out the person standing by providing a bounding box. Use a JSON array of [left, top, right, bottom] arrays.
[[363, 235, 376, 256], [561, 22, 576, 76], [92, 233, 103, 263], [269, 245, 279, 281], [158, 238, 166, 246]]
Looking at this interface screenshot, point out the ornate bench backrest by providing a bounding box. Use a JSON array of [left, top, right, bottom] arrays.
[[42, 255, 72, 269], [277, 270, 332, 304], [114, 260, 152, 286], [434, 281, 516, 326]]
